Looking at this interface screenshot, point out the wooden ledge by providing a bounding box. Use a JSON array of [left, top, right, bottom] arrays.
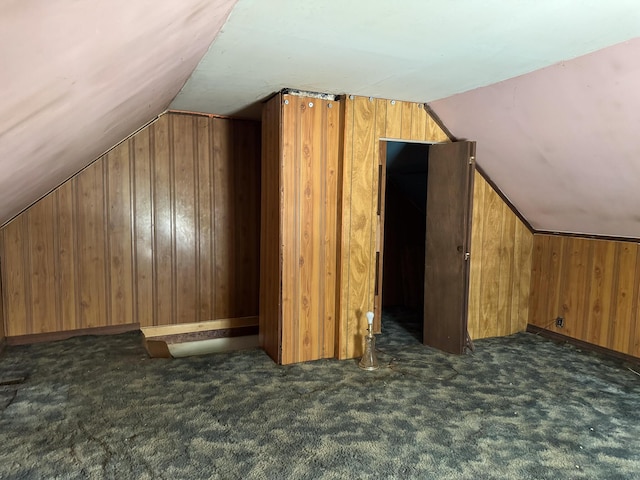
[[142, 316, 259, 358]]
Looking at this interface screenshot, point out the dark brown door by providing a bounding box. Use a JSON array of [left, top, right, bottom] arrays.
[[424, 141, 475, 354]]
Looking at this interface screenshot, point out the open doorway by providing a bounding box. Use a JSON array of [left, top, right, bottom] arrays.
[[379, 142, 429, 343], [376, 140, 476, 354]]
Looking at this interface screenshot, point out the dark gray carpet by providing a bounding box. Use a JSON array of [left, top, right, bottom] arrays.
[[1, 308, 640, 479]]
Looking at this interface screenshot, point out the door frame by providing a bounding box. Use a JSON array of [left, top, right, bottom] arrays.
[[374, 139, 475, 353], [374, 139, 440, 332]]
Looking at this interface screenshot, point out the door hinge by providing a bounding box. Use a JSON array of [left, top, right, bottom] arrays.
[[464, 252, 470, 261], [469, 155, 475, 165]]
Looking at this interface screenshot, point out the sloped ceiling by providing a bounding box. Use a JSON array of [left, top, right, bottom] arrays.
[[3, 0, 640, 238], [429, 38, 640, 238], [0, 0, 236, 225]]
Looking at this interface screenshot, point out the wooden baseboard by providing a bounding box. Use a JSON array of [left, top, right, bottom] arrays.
[[526, 324, 640, 366], [6, 323, 140, 346]]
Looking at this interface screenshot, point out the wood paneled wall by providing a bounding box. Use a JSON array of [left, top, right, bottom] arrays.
[[467, 173, 533, 340], [0, 255, 5, 343], [529, 234, 640, 356], [260, 93, 342, 364], [338, 96, 449, 359], [0, 112, 260, 337], [338, 95, 534, 358], [259, 94, 282, 361]]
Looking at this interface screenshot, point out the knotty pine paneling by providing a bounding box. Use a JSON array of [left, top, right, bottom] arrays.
[[338, 96, 449, 359], [467, 172, 533, 340], [529, 234, 640, 357], [0, 112, 260, 337], [260, 93, 342, 364]]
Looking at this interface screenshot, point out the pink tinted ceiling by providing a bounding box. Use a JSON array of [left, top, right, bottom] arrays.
[[0, 0, 237, 225], [429, 38, 640, 239]]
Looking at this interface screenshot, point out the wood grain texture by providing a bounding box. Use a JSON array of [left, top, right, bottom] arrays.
[[423, 142, 474, 354], [339, 97, 457, 359], [323, 99, 341, 359], [28, 195, 58, 333], [172, 115, 198, 325], [0, 112, 260, 337], [0, 243, 4, 342], [152, 114, 173, 325], [280, 96, 299, 364], [75, 160, 108, 329], [133, 126, 154, 327], [293, 94, 340, 363], [260, 94, 342, 364], [196, 117, 213, 324], [467, 172, 534, 340], [478, 185, 502, 339], [106, 142, 134, 326], [1, 218, 28, 335], [0, 232, 5, 342], [56, 182, 78, 331], [529, 234, 640, 358], [259, 93, 282, 362]]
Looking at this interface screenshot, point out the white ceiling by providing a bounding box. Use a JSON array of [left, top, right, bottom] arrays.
[[171, 0, 640, 119]]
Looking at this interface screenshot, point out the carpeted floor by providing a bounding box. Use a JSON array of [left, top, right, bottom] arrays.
[[1, 308, 640, 479]]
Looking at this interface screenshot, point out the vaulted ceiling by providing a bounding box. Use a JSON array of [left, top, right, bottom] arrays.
[[2, 0, 640, 238], [0, 0, 237, 225]]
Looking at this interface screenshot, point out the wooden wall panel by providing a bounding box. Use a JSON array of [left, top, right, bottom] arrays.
[[512, 220, 534, 332], [323, 99, 341, 359], [1, 218, 28, 335], [466, 172, 533, 340], [0, 242, 4, 343], [339, 96, 467, 359], [260, 93, 342, 364], [106, 143, 134, 326], [75, 161, 108, 329], [283, 94, 342, 364], [196, 117, 214, 324], [0, 112, 260, 337], [172, 115, 198, 324], [153, 115, 174, 325], [259, 93, 282, 362], [213, 119, 232, 320], [339, 96, 534, 357], [56, 182, 78, 331], [132, 126, 154, 327], [529, 234, 640, 357], [476, 183, 503, 339], [28, 195, 58, 333]]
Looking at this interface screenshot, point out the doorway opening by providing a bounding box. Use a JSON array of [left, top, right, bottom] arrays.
[[379, 141, 430, 344], [376, 139, 475, 354]]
